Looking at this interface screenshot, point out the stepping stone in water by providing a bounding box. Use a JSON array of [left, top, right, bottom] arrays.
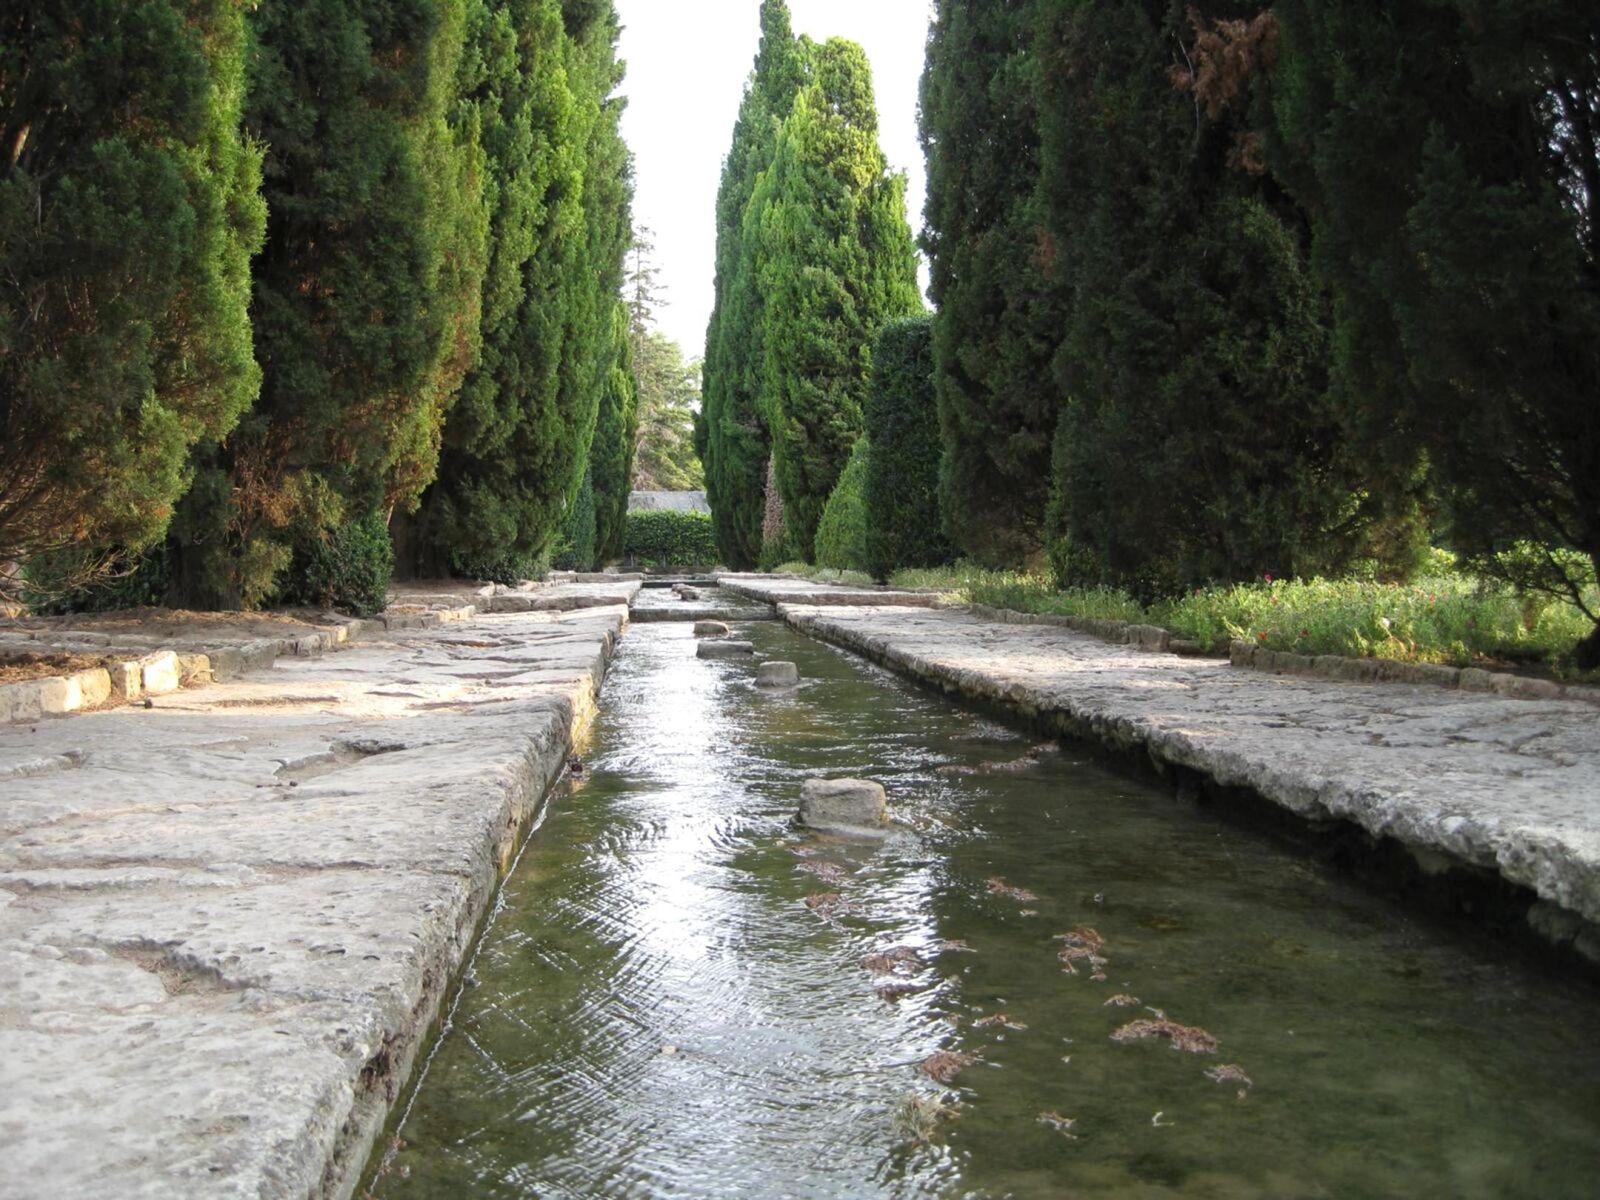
[[693, 620, 730, 638], [798, 777, 888, 835], [756, 661, 799, 688], [697, 640, 754, 660]]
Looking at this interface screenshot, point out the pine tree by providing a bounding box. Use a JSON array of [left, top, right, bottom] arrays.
[[169, 0, 489, 607], [920, 0, 1061, 566], [633, 334, 704, 492], [1269, 0, 1600, 664], [0, 1, 264, 592], [748, 38, 921, 561], [697, 0, 808, 568]]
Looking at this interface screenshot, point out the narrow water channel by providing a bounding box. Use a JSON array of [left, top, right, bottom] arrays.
[[373, 619, 1600, 1198]]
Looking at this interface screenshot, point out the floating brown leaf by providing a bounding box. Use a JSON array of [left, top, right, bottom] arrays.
[[1205, 1063, 1252, 1087], [862, 946, 923, 975], [1103, 994, 1141, 1008], [798, 861, 848, 884], [1111, 1018, 1219, 1054], [1037, 1110, 1077, 1137], [935, 938, 976, 954], [876, 982, 923, 1002], [985, 877, 1038, 903], [919, 1050, 979, 1084], [973, 1013, 1027, 1031]]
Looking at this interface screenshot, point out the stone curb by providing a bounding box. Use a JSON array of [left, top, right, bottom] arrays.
[[1229, 639, 1600, 707], [0, 617, 368, 726]]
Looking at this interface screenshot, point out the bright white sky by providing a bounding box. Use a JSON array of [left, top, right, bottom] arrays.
[[615, 0, 935, 359]]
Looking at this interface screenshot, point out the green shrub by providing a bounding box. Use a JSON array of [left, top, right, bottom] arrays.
[[815, 438, 871, 572], [25, 544, 172, 615], [452, 549, 550, 586], [864, 317, 949, 581], [625, 510, 719, 567], [276, 510, 393, 617], [552, 472, 597, 571]]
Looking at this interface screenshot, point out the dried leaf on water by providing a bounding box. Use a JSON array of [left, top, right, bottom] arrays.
[[919, 1050, 979, 1084], [1205, 1063, 1253, 1087], [798, 861, 848, 884], [1103, 994, 1141, 1008], [861, 946, 923, 975], [935, 938, 976, 954], [985, 877, 1039, 903], [876, 981, 924, 1002], [802, 892, 855, 921], [973, 1012, 1028, 1031], [894, 1091, 960, 1144], [1110, 1018, 1219, 1054], [1037, 1110, 1077, 1138], [1056, 926, 1110, 976]]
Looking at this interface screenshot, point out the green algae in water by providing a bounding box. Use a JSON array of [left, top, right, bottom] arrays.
[[372, 621, 1600, 1198]]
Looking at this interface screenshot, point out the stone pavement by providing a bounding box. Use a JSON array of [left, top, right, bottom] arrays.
[[0, 605, 625, 1200], [778, 602, 1600, 949]]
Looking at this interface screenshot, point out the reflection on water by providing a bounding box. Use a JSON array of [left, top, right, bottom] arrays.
[[373, 620, 1600, 1198]]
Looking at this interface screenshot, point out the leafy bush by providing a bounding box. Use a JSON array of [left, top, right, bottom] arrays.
[[552, 472, 597, 571], [25, 544, 172, 615], [452, 549, 550, 586], [865, 317, 949, 581], [624, 510, 719, 567], [815, 438, 871, 573], [276, 510, 393, 616]]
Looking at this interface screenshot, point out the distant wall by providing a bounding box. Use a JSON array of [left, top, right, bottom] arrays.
[[628, 490, 710, 513]]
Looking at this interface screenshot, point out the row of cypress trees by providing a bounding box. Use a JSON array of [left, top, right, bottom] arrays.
[[1, 0, 633, 611], [697, 0, 921, 568], [921, 0, 1600, 666]]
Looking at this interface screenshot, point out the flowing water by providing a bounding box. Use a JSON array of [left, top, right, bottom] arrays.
[[372, 619, 1600, 1198]]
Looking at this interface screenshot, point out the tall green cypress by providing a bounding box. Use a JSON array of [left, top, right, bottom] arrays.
[[590, 301, 638, 564], [1039, 2, 1373, 596], [0, 1, 264, 586], [919, 0, 1061, 566], [864, 316, 948, 581], [697, 0, 808, 568], [1269, 0, 1600, 664], [169, 0, 489, 607], [748, 38, 921, 562]]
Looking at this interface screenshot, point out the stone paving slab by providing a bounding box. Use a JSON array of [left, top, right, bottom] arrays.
[[779, 603, 1600, 939], [0, 606, 626, 1200], [715, 573, 943, 608]]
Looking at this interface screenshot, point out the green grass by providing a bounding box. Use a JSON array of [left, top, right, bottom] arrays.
[[771, 561, 876, 587], [882, 562, 1598, 676]]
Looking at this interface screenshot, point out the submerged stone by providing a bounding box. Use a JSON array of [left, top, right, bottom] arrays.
[[756, 661, 800, 688], [693, 620, 730, 638], [798, 778, 887, 834], [696, 640, 754, 660]]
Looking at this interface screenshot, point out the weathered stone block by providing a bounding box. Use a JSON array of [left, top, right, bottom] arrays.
[[108, 661, 142, 702], [176, 654, 212, 687], [694, 620, 730, 638], [696, 640, 754, 660], [798, 778, 887, 834], [1229, 640, 1255, 669], [37, 675, 76, 714], [71, 669, 112, 708], [141, 652, 181, 695], [0, 681, 44, 723], [756, 661, 799, 688], [1459, 668, 1495, 693], [1126, 624, 1171, 651]]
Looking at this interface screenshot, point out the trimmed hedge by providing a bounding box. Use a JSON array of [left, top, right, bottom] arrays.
[[815, 437, 871, 572], [864, 317, 950, 581], [625, 509, 719, 567], [552, 470, 598, 571]]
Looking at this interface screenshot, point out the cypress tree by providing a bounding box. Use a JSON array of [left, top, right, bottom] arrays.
[[1269, 0, 1600, 664], [697, 0, 808, 568], [919, 0, 1061, 566], [590, 301, 638, 564], [0, 1, 264, 588], [169, 0, 489, 607], [748, 38, 921, 562], [1038, 2, 1377, 597], [863, 316, 948, 581]]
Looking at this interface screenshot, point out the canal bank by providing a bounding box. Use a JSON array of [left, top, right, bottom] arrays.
[[766, 597, 1600, 959], [0, 605, 626, 1200]]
